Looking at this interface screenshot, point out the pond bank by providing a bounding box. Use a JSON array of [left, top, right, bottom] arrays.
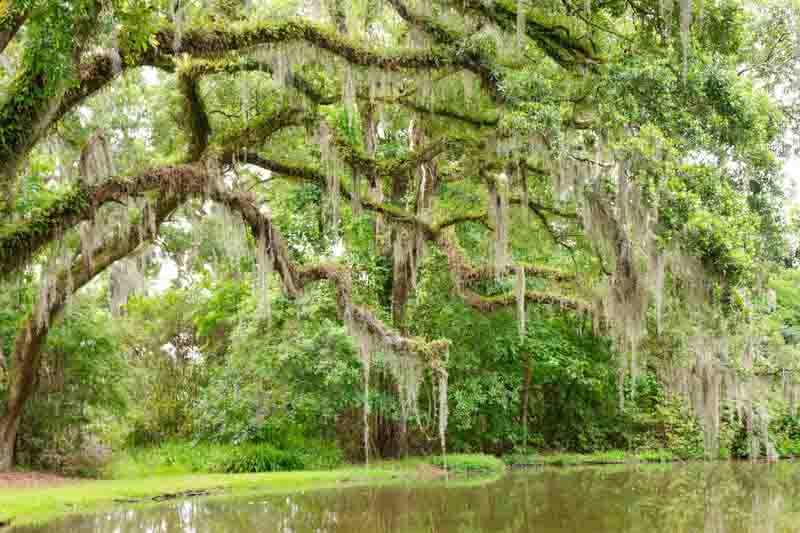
[[503, 450, 682, 467], [503, 449, 798, 467], [0, 454, 505, 528]]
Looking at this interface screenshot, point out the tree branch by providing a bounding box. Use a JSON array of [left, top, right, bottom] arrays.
[[0, 0, 30, 55]]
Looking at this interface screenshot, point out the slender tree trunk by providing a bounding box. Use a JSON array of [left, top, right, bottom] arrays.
[[521, 361, 532, 448], [396, 381, 409, 457]]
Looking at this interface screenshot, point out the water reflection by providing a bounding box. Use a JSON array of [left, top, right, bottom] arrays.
[[15, 462, 800, 532]]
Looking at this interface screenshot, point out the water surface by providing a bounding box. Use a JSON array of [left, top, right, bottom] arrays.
[[16, 462, 800, 532]]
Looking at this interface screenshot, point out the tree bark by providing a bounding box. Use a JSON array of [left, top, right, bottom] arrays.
[[0, 408, 19, 470], [0, 312, 49, 471]]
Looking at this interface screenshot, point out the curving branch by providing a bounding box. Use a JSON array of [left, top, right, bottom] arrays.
[[0, 189, 181, 470], [434, 230, 576, 284], [440, 0, 601, 67], [0, 103, 304, 280], [329, 127, 456, 181], [0, 164, 206, 280], [182, 56, 498, 128], [384, 0, 503, 100], [0, 1, 104, 186], [156, 20, 459, 71], [1, 16, 471, 192], [296, 262, 449, 356], [373, 95, 499, 128], [461, 287, 584, 312], [209, 187, 450, 358], [244, 152, 493, 238], [179, 57, 336, 105], [431, 211, 491, 232], [67, 18, 463, 110], [217, 107, 307, 162], [243, 153, 435, 232], [431, 229, 584, 314]]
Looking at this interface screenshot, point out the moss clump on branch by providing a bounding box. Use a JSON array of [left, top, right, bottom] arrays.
[[457, 0, 601, 67], [157, 19, 459, 71]]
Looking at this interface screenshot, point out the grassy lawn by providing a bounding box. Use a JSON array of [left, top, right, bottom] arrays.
[[0, 454, 505, 527]]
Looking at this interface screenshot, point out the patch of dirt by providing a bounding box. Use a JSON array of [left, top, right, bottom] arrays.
[[416, 463, 447, 481], [0, 471, 81, 489]]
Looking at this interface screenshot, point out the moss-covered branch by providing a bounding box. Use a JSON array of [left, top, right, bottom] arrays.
[[0, 0, 30, 54], [461, 287, 584, 312], [0, 1, 102, 186], [182, 56, 498, 129], [153, 20, 459, 71], [435, 230, 576, 285], [441, 0, 601, 67], [243, 153, 433, 232], [431, 211, 491, 232], [4, 16, 469, 195], [330, 127, 455, 180], [384, 0, 503, 100], [217, 106, 307, 162], [435, 226, 584, 312], [177, 73, 211, 160], [209, 189, 450, 359], [0, 164, 207, 279], [373, 95, 499, 128], [179, 57, 336, 105]]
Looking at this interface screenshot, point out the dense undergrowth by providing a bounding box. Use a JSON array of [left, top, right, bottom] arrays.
[[106, 440, 343, 479], [12, 284, 800, 477]]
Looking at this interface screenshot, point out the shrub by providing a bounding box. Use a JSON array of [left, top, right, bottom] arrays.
[[214, 444, 304, 473], [428, 454, 505, 476], [772, 413, 800, 458]]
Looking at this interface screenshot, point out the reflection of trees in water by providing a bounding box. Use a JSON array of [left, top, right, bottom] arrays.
[[18, 464, 800, 533]]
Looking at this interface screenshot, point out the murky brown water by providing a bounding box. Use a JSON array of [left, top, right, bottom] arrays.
[[15, 462, 800, 532]]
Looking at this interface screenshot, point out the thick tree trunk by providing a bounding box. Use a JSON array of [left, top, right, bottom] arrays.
[[0, 414, 18, 471], [0, 316, 48, 472]]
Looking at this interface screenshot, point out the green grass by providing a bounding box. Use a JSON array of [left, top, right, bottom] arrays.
[[104, 441, 343, 479], [503, 449, 678, 467], [0, 454, 501, 527], [429, 453, 506, 475]]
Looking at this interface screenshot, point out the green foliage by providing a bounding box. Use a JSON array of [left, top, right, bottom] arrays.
[[120, 290, 206, 445], [772, 413, 800, 458], [17, 300, 126, 475], [192, 277, 249, 357], [503, 449, 678, 466], [428, 454, 505, 476], [215, 444, 305, 473], [624, 378, 705, 460], [108, 440, 343, 478]]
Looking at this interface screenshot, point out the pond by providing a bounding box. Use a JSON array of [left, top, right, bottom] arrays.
[[15, 462, 800, 532]]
